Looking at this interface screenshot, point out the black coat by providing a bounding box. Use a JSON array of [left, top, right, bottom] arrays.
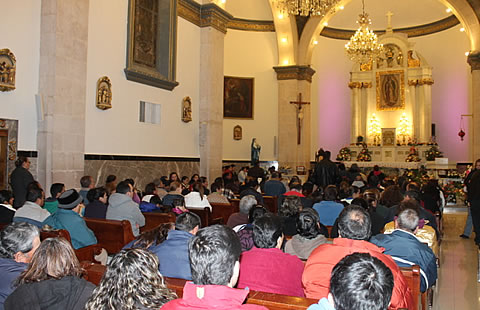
[[10, 167, 34, 209], [311, 160, 339, 188]]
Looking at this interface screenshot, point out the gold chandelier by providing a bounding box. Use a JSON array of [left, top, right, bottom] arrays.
[[274, 0, 340, 17], [345, 0, 383, 63]]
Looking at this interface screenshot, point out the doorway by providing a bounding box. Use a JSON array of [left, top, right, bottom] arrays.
[[0, 130, 7, 189]]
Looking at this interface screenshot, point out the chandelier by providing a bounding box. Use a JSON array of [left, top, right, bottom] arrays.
[[345, 0, 383, 63], [274, 0, 340, 17]]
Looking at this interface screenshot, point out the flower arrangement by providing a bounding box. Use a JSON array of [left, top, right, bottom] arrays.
[[443, 181, 465, 204], [357, 143, 371, 162], [336, 147, 352, 161], [425, 145, 443, 161], [405, 145, 421, 162]]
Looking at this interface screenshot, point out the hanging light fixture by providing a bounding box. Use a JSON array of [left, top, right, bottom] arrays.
[[345, 0, 383, 63], [274, 0, 340, 17]]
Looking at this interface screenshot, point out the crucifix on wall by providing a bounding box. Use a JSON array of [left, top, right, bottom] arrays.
[[290, 93, 310, 145]]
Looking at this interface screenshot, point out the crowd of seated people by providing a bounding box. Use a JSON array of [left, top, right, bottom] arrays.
[[0, 159, 449, 309]]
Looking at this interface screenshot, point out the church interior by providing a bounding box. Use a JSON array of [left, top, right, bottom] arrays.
[[1, 0, 480, 309]]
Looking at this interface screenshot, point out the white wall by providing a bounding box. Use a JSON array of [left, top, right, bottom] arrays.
[[223, 29, 278, 161], [0, 1, 41, 151], [85, 0, 201, 157], [311, 25, 472, 162], [225, 0, 273, 20]]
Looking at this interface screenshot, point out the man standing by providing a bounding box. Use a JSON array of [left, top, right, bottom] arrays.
[[10, 157, 34, 209], [106, 181, 145, 236], [303, 205, 413, 310], [371, 206, 437, 292], [311, 150, 339, 190]]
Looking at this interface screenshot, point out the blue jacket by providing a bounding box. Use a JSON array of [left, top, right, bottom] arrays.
[[264, 180, 286, 197], [370, 229, 437, 292], [43, 209, 97, 249], [0, 258, 27, 310], [153, 230, 193, 280], [313, 201, 344, 226], [307, 298, 335, 310]]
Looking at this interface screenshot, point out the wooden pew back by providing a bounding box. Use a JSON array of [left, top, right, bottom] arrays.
[[40, 229, 102, 262], [140, 212, 176, 233], [400, 265, 421, 310], [263, 196, 278, 214], [84, 217, 135, 254], [210, 202, 239, 225], [187, 207, 223, 227]]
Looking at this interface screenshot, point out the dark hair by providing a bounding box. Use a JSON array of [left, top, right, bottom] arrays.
[[17, 237, 84, 284], [49, 183, 64, 198], [87, 187, 107, 203], [131, 223, 174, 249], [339, 181, 353, 199], [290, 182, 302, 191], [246, 179, 259, 189], [181, 176, 189, 183], [211, 182, 222, 193], [351, 198, 368, 210], [253, 215, 284, 249], [200, 177, 207, 184], [324, 151, 331, 160], [379, 185, 404, 208], [172, 197, 185, 207], [144, 183, 157, 195], [26, 187, 43, 203], [160, 176, 169, 186], [302, 182, 314, 196], [175, 212, 201, 232], [248, 205, 268, 223], [406, 182, 420, 192], [367, 174, 380, 187], [324, 185, 338, 201], [405, 190, 421, 202], [330, 253, 394, 310], [191, 182, 205, 200], [0, 190, 13, 204], [190, 174, 200, 183], [15, 157, 28, 168], [116, 181, 132, 194], [150, 195, 162, 206], [337, 205, 371, 240], [80, 176, 93, 188], [189, 225, 241, 285], [169, 172, 178, 181], [169, 181, 181, 192], [279, 195, 302, 217], [364, 188, 380, 210], [271, 172, 280, 179], [397, 200, 421, 215], [297, 208, 322, 239], [106, 175, 117, 184], [0, 222, 39, 259]]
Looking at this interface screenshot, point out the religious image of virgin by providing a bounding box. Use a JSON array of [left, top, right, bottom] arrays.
[[383, 75, 399, 106]]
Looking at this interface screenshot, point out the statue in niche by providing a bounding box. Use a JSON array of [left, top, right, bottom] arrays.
[[182, 96, 192, 123], [233, 125, 242, 140], [376, 44, 403, 69], [96, 76, 112, 110], [408, 50, 420, 67], [251, 138, 261, 165], [0, 49, 16, 92]]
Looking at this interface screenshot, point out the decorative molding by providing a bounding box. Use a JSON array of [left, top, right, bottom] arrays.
[[273, 65, 316, 83], [200, 3, 232, 34], [85, 154, 200, 162], [467, 52, 480, 71], [321, 15, 460, 40], [408, 78, 434, 86], [228, 18, 275, 32], [17, 150, 38, 158], [348, 82, 372, 89]]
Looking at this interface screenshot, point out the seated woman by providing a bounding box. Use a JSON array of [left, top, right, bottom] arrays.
[[236, 206, 268, 251], [123, 222, 174, 250], [84, 187, 108, 219], [278, 196, 303, 236], [5, 237, 95, 310], [85, 248, 176, 310], [284, 208, 328, 260], [184, 182, 211, 210], [0, 190, 15, 223]]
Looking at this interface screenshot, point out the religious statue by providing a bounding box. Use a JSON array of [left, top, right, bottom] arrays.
[[251, 138, 261, 165], [96, 76, 112, 110], [0, 49, 16, 92], [182, 96, 192, 123], [408, 50, 420, 68]]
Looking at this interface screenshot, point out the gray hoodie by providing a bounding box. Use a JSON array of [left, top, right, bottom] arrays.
[[284, 234, 328, 260], [106, 193, 145, 236]]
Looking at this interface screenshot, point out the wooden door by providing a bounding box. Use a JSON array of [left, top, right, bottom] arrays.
[[0, 130, 7, 189]]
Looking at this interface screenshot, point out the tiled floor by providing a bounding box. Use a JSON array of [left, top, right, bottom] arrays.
[[433, 209, 480, 310]]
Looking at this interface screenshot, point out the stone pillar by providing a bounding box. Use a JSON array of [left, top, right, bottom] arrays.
[[273, 66, 315, 172], [37, 0, 89, 189], [349, 84, 361, 144], [468, 52, 480, 160], [198, 4, 230, 181]]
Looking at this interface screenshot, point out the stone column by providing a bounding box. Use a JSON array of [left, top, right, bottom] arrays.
[[349, 84, 361, 144], [37, 0, 89, 190], [198, 4, 230, 181], [468, 53, 480, 160], [273, 66, 315, 172]]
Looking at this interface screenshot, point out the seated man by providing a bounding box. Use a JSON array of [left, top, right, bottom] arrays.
[[0, 190, 16, 223], [313, 185, 344, 226], [0, 222, 40, 308], [303, 205, 413, 310], [43, 182, 65, 214], [307, 253, 394, 310], [154, 212, 201, 280], [371, 205, 437, 292], [207, 182, 230, 204], [162, 225, 267, 310], [79, 175, 95, 205], [13, 186, 50, 228], [43, 189, 97, 249], [227, 195, 257, 229], [239, 180, 264, 205], [237, 214, 305, 297], [106, 180, 145, 236], [162, 181, 184, 208], [264, 172, 286, 197]]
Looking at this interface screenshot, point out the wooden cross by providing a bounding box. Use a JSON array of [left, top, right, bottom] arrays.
[[290, 93, 310, 145]]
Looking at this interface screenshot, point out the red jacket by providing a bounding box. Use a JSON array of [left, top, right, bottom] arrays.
[[302, 238, 414, 310], [238, 247, 305, 297], [162, 282, 267, 310]]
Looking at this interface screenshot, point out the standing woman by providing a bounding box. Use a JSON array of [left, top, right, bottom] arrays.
[[5, 237, 95, 310], [10, 157, 34, 209], [467, 167, 480, 247]]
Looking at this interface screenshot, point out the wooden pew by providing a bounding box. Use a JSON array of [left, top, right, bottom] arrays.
[[263, 196, 278, 214], [187, 207, 224, 227], [140, 212, 176, 233], [230, 198, 240, 210], [84, 217, 135, 254], [40, 229, 102, 263], [400, 265, 421, 310], [210, 202, 239, 225], [82, 261, 107, 285]]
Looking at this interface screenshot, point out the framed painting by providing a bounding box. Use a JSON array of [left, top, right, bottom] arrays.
[[224, 76, 254, 119], [376, 70, 405, 111]]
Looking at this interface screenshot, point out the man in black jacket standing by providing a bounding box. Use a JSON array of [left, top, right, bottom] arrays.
[[10, 157, 34, 209], [311, 150, 339, 190]]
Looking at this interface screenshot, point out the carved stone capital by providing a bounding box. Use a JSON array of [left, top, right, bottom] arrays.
[[348, 82, 372, 89], [273, 65, 316, 83], [178, 0, 233, 34], [467, 52, 480, 71]]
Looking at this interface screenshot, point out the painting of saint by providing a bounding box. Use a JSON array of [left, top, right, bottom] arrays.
[[224, 77, 254, 119], [376, 70, 405, 111]]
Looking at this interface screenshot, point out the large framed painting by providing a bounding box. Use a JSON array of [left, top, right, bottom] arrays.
[[224, 76, 254, 119], [376, 70, 405, 111]]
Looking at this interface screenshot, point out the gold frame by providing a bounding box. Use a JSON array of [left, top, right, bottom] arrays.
[[96, 76, 112, 110], [376, 70, 405, 111], [0, 49, 16, 92]]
